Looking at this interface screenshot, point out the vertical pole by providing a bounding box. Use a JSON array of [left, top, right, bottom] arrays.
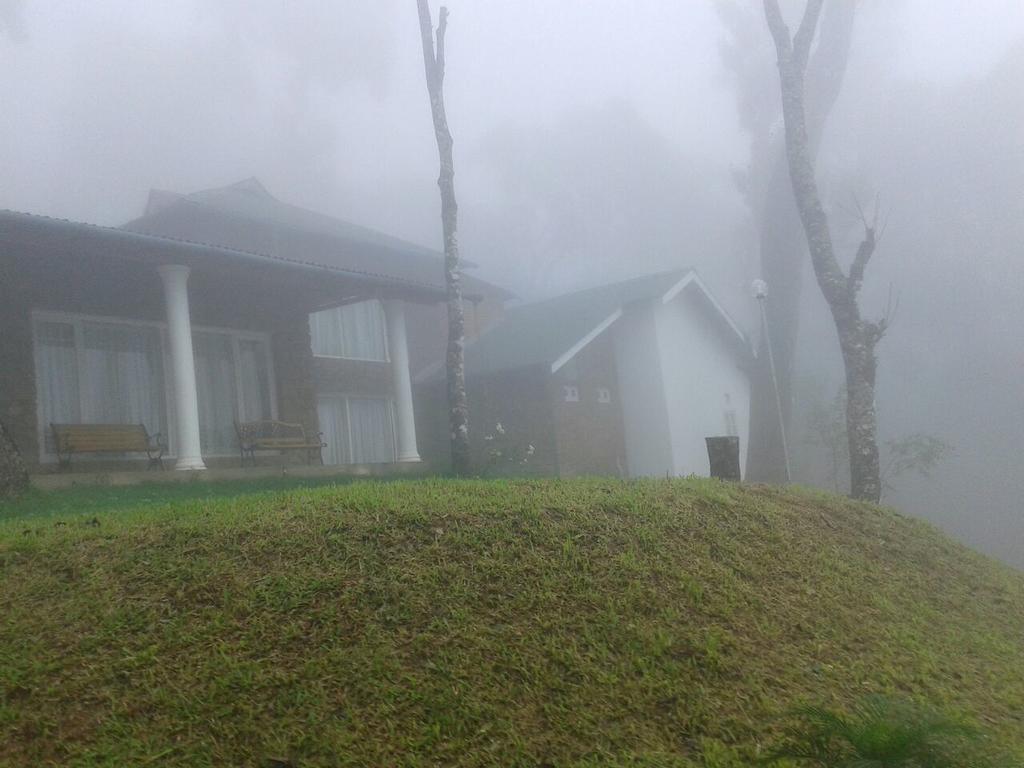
[[384, 299, 422, 462], [157, 265, 206, 471], [759, 295, 792, 483]]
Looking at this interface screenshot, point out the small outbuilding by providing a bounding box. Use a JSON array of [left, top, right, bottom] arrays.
[[418, 269, 752, 478]]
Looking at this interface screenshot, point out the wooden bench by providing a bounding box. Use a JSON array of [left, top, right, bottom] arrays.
[[235, 420, 325, 467], [51, 423, 166, 470]]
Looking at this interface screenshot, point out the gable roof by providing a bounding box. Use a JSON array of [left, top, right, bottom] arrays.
[[0, 208, 447, 302], [439, 269, 749, 379], [123, 178, 511, 301]]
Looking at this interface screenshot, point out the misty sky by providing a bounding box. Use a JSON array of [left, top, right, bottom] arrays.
[[2, 0, 1022, 297]]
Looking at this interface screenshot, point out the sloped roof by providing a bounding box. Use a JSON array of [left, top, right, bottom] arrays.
[[0, 208, 447, 301], [441, 269, 748, 379], [123, 178, 510, 301]]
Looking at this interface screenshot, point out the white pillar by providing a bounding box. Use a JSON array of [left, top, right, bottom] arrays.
[[158, 265, 207, 471], [384, 299, 421, 462]]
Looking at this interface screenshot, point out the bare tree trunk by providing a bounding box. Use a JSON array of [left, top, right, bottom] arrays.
[[763, 0, 885, 502], [746, 2, 857, 483], [416, 0, 470, 475], [0, 420, 28, 499]]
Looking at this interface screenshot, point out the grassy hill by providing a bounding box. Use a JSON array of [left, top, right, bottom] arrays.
[[1, 478, 1022, 766]]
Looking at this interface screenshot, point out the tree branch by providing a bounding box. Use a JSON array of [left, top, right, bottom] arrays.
[[416, 0, 438, 93], [763, 0, 793, 59], [435, 7, 448, 85], [793, 0, 825, 71], [848, 226, 875, 294]]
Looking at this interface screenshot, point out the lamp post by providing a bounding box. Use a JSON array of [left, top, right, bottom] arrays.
[[752, 279, 792, 483]]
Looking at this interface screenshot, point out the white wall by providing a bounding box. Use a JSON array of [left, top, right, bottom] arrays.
[[654, 286, 750, 476], [612, 301, 674, 477], [613, 286, 750, 478]]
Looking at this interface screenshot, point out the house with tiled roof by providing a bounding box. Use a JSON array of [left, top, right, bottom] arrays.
[[0, 179, 507, 475]]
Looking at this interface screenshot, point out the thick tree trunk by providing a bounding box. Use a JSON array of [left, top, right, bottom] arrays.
[[416, 0, 470, 475], [746, 2, 857, 483], [0, 420, 29, 499], [764, 0, 883, 503]]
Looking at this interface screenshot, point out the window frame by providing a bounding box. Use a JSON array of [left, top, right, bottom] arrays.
[[308, 301, 391, 363], [31, 309, 277, 463]]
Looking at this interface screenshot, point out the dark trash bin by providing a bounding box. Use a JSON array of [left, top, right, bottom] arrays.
[[705, 436, 741, 481]]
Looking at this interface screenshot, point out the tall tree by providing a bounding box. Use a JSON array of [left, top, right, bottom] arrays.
[[762, 0, 886, 502], [416, 0, 470, 475], [719, 1, 858, 483]]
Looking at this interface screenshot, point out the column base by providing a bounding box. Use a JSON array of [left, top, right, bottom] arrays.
[[174, 457, 208, 471], [396, 453, 422, 463]]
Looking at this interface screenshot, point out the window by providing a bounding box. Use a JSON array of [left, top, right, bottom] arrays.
[[596, 387, 612, 404], [309, 300, 388, 361], [33, 312, 274, 459], [317, 395, 396, 465], [563, 385, 580, 403], [35, 318, 167, 454], [193, 330, 274, 455]]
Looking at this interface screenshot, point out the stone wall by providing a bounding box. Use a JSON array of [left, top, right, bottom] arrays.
[[0, 254, 38, 465]]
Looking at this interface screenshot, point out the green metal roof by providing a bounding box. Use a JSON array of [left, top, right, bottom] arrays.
[[460, 269, 688, 377]]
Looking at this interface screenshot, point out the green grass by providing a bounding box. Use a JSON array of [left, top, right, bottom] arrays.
[[0, 475, 363, 522], [1, 478, 1022, 767]]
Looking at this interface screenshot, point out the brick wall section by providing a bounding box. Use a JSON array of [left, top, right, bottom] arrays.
[[548, 332, 628, 477], [271, 310, 320, 449], [0, 255, 40, 463]]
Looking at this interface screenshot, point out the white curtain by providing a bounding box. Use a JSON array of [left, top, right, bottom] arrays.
[[348, 397, 395, 464], [193, 332, 238, 455], [309, 301, 387, 361], [34, 316, 274, 459], [35, 319, 166, 454], [317, 397, 350, 466], [236, 339, 272, 422], [317, 396, 395, 465], [79, 322, 166, 436], [35, 321, 81, 452]]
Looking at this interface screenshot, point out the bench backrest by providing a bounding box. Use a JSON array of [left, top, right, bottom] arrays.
[[52, 423, 152, 453], [235, 420, 308, 445]]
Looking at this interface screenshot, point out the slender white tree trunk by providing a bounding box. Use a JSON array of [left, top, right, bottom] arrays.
[[416, 0, 470, 475]]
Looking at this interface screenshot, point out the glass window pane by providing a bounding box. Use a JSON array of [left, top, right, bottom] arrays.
[[79, 322, 166, 440], [317, 396, 351, 466], [35, 320, 80, 453], [237, 339, 272, 422], [347, 397, 395, 464], [309, 301, 387, 361], [193, 331, 238, 455]]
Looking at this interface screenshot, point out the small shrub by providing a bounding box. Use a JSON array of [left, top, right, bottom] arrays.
[[765, 696, 992, 767]]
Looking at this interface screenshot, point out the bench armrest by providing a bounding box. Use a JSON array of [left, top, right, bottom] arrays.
[[149, 432, 167, 450]]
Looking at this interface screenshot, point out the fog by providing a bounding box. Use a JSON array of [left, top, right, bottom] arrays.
[[1, 1, 1022, 565]]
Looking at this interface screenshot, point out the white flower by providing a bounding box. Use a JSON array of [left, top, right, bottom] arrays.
[[526, 444, 535, 455], [495, 422, 506, 435]]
